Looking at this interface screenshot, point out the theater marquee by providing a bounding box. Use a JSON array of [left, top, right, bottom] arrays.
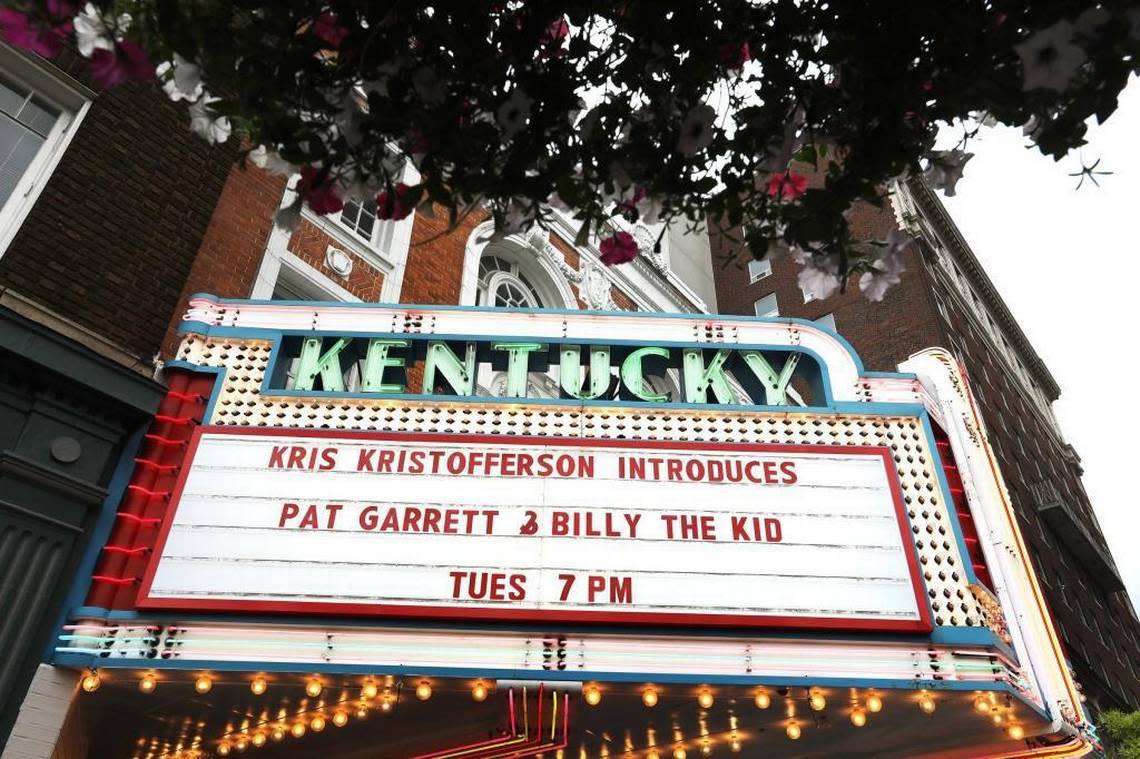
[[139, 428, 929, 631]]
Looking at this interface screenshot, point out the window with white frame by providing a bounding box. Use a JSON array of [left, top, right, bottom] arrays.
[[747, 258, 772, 283], [338, 199, 378, 242], [0, 47, 88, 255], [801, 285, 816, 303], [477, 255, 544, 308], [815, 312, 836, 331], [753, 292, 778, 317]]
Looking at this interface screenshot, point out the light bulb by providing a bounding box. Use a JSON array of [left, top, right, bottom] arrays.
[[194, 675, 212, 694], [81, 672, 101, 692], [643, 688, 659, 707], [673, 749, 687, 759], [754, 692, 770, 709], [416, 681, 433, 701], [361, 680, 379, 699], [991, 712, 1005, 726], [271, 727, 286, 742], [305, 679, 323, 698], [355, 704, 369, 719], [1008, 725, 1025, 740], [786, 722, 802, 740], [850, 708, 867, 727], [250, 677, 267, 696], [584, 685, 602, 706], [647, 751, 660, 759], [310, 715, 326, 732], [290, 722, 306, 739], [730, 737, 741, 753], [233, 737, 247, 752], [379, 698, 394, 712], [251, 733, 266, 748], [701, 743, 713, 756], [809, 691, 826, 711], [866, 694, 883, 713], [697, 689, 714, 709], [332, 711, 349, 727], [139, 674, 156, 693], [918, 694, 936, 714], [216, 743, 231, 757], [472, 682, 488, 702], [974, 696, 991, 713]]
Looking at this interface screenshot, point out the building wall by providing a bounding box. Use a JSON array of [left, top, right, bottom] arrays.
[[709, 181, 1140, 712], [0, 68, 236, 365]]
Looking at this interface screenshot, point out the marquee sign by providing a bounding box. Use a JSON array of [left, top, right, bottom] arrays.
[[139, 427, 930, 632]]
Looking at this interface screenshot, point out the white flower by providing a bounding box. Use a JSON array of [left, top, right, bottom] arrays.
[[796, 253, 843, 301], [677, 104, 716, 157], [188, 96, 231, 145], [858, 230, 910, 301], [922, 149, 974, 196], [249, 145, 297, 176], [1014, 20, 1087, 92], [496, 89, 534, 138], [159, 53, 203, 102], [73, 3, 121, 57]]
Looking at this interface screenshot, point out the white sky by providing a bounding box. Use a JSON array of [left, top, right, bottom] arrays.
[[935, 76, 1140, 606]]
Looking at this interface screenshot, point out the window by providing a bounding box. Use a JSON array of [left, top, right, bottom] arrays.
[[0, 48, 88, 255], [801, 286, 816, 303], [753, 293, 778, 317], [815, 312, 836, 331], [339, 199, 378, 242], [477, 255, 543, 308], [747, 258, 772, 283]]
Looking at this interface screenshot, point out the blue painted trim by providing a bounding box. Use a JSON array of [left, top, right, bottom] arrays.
[[42, 425, 148, 660]]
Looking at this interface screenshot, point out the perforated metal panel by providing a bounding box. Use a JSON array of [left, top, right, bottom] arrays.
[[175, 334, 983, 627]]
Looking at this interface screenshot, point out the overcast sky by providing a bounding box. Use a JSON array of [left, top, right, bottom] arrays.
[[934, 76, 1140, 605]]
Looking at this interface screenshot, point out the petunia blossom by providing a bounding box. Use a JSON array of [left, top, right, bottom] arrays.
[[766, 171, 808, 200], [0, 9, 69, 58], [375, 183, 416, 221], [718, 41, 751, 72], [159, 53, 202, 102], [301, 167, 344, 216], [542, 17, 569, 46], [922, 149, 973, 196], [89, 40, 154, 89], [496, 88, 534, 138], [599, 231, 639, 266], [1014, 20, 1087, 92], [188, 95, 232, 144], [795, 250, 843, 301], [858, 230, 910, 301], [310, 12, 348, 48], [676, 104, 716, 157], [249, 145, 297, 176], [73, 2, 122, 57]]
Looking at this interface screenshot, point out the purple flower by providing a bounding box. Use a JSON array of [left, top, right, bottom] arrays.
[[89, 40, 154, 89], [0, 9, 70, 58], [375, 183, 416, 221], [310, 12, 348, 48], [301, 166, 344, 216], [599, 231, 639, 266]]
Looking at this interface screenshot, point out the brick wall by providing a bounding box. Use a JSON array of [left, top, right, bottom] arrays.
[[159, 161, 286, 356], [399, 207, 486, 305], [0, 70, 236, 363], [287, 219, 384, 300]]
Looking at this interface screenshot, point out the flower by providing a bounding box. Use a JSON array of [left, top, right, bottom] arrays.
[[310, 12, 348, 48], [542, 17, 569, 46], [375, 183, 416, 221], [89, 40, 154, 89], [766, 171, 808, 200], [858, 230, 910, 301], [922, 149, 973, 196], [73, 2, 121, 57], [300, 166, 344, 216], [599, 231, 639, 266], [615, 186, 663, 225], [718, 41, 751, 72], [160, 53, 202, 101], [0, 9, 68, 58], [187, 95, 232, 144], [795, 250, 843, 300], [249, 145, 297, 176], [677, 104, 716, 156], [1014, 20, 1087, 92], [496, 88, 534, 138]]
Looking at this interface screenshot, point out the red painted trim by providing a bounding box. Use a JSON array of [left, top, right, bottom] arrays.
[[136, 426, 933, 634]]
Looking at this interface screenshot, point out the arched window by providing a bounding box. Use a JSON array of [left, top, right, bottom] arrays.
[[477, 255, 543, 308]]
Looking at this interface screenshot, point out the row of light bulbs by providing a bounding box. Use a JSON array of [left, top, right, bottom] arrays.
[[973, 693, 1027, 741]]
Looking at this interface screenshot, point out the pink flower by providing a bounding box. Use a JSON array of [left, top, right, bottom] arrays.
[[542, 17, 569, 45], [0, 9, 69, 58], [375, 183, 415, 221], [599, 231, 639, 266], [311, 12, 349, 48], [89, 41, 154, 89], [766, 171, 808, 200], [300, 166, 344, 216], [718, 41, 751, 71]]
